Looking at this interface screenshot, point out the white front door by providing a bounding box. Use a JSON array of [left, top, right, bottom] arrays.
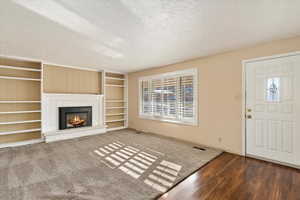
[[245, 53, 300, 167]]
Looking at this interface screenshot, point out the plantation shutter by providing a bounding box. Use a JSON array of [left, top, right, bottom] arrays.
[[152, 79, 163, 116], [140, 69, 197, 125], [141, 80, 152, 115], [179, 75, 194, 120], [163, 77, 178, 118]]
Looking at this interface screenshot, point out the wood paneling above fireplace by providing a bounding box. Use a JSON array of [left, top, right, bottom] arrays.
[[43, 64, 102, 94]]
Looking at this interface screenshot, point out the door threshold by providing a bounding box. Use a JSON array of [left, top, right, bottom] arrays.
[[246, 154, 300, 169]]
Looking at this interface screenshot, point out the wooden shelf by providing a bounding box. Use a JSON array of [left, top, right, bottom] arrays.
[[105, 77, 125, 81], [0, 65, 41, 72], [106, 107, 126, 109], [105, 100, 125, 102], [105, 84, 125, 87], [106, 113, 125, 116], [0, 75, 41, 81], [106, 120, 125, 130], [105, 119, 125, 123], [0, 128, 41, 136], [0, 101, 41, 104], [0, 110, 41, 114], [0, 120, 41, 125], [105, 72, 125, 79]]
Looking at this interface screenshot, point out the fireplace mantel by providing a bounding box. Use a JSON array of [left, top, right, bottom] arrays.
[[42, 93, 105, 142]]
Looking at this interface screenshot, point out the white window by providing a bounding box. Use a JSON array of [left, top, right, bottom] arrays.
[[139, 68, 198, 125]]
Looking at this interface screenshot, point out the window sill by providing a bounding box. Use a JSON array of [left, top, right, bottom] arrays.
[[139, 115, 198, 126]]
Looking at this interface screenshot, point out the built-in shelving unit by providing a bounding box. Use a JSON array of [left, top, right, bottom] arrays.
[[0, 57, 42, 147], [104, 72, 127, 131]]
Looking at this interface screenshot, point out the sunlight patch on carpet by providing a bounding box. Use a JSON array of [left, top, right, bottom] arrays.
[[91, 141, 182, 192]]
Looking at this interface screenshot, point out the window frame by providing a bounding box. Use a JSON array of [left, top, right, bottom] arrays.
[[138, 68, 198, 126]]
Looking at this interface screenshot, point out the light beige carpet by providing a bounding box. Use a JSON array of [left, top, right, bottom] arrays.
[[0, 129, 221, 200]]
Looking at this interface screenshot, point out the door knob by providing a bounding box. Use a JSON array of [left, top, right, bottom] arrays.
[[246, 115, 252, 119]]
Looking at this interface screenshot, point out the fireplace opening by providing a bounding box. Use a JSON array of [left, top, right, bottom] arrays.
[[59, 106, 92, 130]]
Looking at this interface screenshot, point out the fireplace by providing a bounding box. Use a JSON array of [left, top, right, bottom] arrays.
[[59, 106, 92, 130]]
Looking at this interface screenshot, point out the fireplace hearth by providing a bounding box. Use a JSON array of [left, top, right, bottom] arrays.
[[59, 106, 92, 130]]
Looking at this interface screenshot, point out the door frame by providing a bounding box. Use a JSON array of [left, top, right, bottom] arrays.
[[241, 51, 300, 156]]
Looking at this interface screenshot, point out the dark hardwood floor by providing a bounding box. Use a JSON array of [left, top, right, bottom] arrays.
[[158, 153, 300, 200]]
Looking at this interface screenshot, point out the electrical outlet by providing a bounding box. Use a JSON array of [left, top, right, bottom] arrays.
[[218, 137, 222, 143], [141, 129, 147, 133]]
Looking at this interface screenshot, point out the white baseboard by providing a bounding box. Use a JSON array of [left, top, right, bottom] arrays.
[[0, 138, 44, 148]]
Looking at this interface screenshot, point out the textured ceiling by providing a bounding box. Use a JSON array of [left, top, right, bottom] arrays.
[[0, 0, 300, 72]]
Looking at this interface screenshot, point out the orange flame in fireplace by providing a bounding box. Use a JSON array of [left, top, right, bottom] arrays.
[[69, 115, 85, 127]]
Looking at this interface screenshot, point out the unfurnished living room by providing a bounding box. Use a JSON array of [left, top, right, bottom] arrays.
[[0, 1, 299, 200]]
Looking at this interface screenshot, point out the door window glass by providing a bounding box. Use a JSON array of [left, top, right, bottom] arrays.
[[266, 77, 280, 102]]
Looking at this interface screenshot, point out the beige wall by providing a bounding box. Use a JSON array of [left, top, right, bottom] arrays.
[[128, 36, 300, 155], [43, 64, 102, 94]]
